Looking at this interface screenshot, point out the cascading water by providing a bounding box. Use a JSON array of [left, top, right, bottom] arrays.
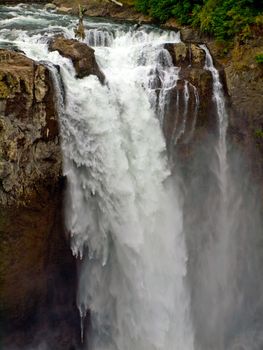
[[63, 28, 195, 350], [184, 45, 263, 350], [199, 44, 233, 349], [200, 44, 228, 194], [0, 7, 195, 349]]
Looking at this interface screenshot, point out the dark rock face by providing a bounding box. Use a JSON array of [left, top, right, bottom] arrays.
[[49, 36, 105, 83], [0, 50, 79, 349], [222, 38, 263, 188], [164, 42, 205, 68], [0, 49, 61, 205], [162, 43, 215, 151]]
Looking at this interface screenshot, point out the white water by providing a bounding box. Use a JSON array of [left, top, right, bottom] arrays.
[[63, 29, 194, 350], [200, 44, 228, 194], [194, 45, 237, 349], [0, 8, 195, 349], [65, 29, 194, 350]]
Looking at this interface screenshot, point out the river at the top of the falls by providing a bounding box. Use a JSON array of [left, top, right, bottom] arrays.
[[2, 5, 263, 350]]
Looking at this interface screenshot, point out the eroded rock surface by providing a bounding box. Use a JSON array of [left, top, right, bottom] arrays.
[[0, 49, 78, 349], [222, 37, 263, 184], [162, 43, 215, 148], [49, 36, 105, 83], [165, 42, 205, 68], [0, 49, 61, 205]]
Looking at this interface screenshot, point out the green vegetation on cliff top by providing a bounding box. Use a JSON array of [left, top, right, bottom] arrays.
[[132, 0, 263, 41]]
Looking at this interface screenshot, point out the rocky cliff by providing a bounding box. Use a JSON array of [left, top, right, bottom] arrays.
[[224, 37, 263, 185], [0, 49, 79, 349]]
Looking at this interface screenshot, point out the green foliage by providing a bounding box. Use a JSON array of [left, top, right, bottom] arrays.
[[135, 0, 201, 23], [134, 0, 263, 40], [135, 0, 150, 13], [255, 14, 263, 26], [193, 0, 260, 40], [255, 54, 263, 63], [255, 129, 263, 138]]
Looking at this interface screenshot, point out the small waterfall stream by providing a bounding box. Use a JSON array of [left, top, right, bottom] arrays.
[[200, 44, 233, 349], [200, 44, 228, 195]]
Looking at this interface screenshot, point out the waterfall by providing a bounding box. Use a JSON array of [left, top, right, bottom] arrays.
[[185, 44, 235, 349], [2, 6, 263, 350], [185, 45, 263, 350], [62, 28, 195, 350], [1, 14, 194, 348], [200, 44, 228, 194]]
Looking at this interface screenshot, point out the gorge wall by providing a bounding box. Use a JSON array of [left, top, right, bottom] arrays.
[[225, 36, 263, 187], [0, 50, 79, 349]]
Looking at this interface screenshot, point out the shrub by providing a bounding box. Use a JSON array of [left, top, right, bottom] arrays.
[[134, 0, 263, 40], [255, 54, 263, 63]]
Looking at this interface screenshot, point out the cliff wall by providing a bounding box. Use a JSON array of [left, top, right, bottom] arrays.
[[0, 50, 78, 350]]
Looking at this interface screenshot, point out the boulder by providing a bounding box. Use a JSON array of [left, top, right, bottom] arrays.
[[44, 3, 57, 10], [49, 36, 105, 83]]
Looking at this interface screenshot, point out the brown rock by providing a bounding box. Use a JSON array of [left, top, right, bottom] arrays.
[[162, 41, 214, 148], [190, 44, 206, 67], [0, 49, 79, 349], [53, 0, 153, 23], [180, 27, 202, 43], [49, 36, 105, 83], [0, 49, 61, 205], [164, 43, 205, 68], [224, 39, 263, 186], [165, 42, 189, 67]]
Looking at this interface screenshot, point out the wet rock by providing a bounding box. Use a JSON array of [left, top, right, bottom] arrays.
[[162, 41, 215, 149], [57, 5, 72, 13], [164, 43, 205, 68], [190, 44, 206, 67], [44, 3, 57, 11], [49, 36, 105, 83], [165, 42, 189, 67]]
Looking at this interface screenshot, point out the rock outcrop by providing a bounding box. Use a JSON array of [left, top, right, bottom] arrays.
[[49, 36, 105, 83], [221, 36, 263, 186], [0, 49, 61, 205], [164, 42, 205, 68], [0, 49, 79, 349], [162, 43, 215, 148], [53, 0, 153, 23]]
